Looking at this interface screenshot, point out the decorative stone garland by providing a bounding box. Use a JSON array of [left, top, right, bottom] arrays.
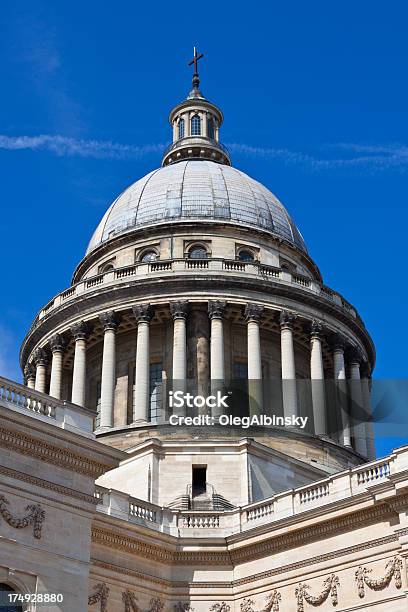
[[148, 598, 164, 612], [0, 494, 45, 539], [355, 555, 403, 598], [210, 603, 231, 612], [240, 599, 255, 612], [264, 590, 281, 612], [295, 574, 339, 611], [88, 583, 110, 611], [122, 589, 139, 612], [174, 604, 194, 612]]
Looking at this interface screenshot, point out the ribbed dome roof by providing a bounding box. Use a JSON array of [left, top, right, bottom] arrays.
[[86, 160, 307, 254]]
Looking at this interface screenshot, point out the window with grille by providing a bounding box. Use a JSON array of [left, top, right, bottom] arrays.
[[178, 118, 185, 139], [95, 381, 101, 428], [0, 584, 23, 612], [191, 114, 201, 135], [133, 363, 163, 422], [207, 117, 214, 139], [233, 361, 248, 379]]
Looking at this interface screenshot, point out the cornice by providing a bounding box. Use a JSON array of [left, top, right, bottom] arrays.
[[20, 274, 374, 367], [0, 464, 97, 506], [0, 426, 115, 478], [91, 498, 404, 567]]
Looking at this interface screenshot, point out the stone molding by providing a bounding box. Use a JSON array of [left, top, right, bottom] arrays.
[[132, 303, 154, 323], [71, 320, 90, 341], [279, 310, 296, 330], [0, 426, 114, 478], [170, 301, 189, 320], [208, 300, 227, 320], [99, 310, 121, 331], [0, 464, 97, 506], [0, 494, 45, 539], [49, 333, 66, 354], [91, 500, 398, 567], [244, 303, 264, 323]]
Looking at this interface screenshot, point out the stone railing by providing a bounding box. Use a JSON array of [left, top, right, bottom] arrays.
[[0, 376, 95, 437], [95, 448, 408, 537], [33, 258, 359, 323]]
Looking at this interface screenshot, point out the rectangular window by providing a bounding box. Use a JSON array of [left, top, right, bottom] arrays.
[[192, 466, 207, 497], [149, 362, 163, 421], [233, 361, 248, 379]]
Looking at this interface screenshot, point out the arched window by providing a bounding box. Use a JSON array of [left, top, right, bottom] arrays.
[[188, 245, 208, 259], [140, 250, 157, 262], [178, 118, 185, 140], [207, 117, 214, 140], [238, 250, 255, 262], [0, 584, 23, 612], [191, 114, 201, 136]]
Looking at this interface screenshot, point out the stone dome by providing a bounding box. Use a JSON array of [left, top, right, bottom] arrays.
[[86, 160, 307, 254]]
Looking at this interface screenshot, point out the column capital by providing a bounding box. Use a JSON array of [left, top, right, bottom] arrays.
[[245, 303, 264, 323], [208, 300, 227, 320], [99, 310, 121, 331], [33, 347, 49, 366], [347, 346, 364, 365], [170, 301, 189, 320], [310, 318, 324, 339], [331, 333, 347, 352], [71, 321, 90, 341], [360, 360, 372, 378], [24, 363, 36, 381], [49, 333, 66, 354], [132, 303, 154, 323], [279, 310, 296, 330]]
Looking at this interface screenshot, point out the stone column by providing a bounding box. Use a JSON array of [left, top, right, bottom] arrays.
[[332, 335, 351, 447], [24, 363, 36, 390], [132, 304, 154, 423], [280, 310, 298, 418], [245, 303, 264, 415], [361, 361, 376, 460], [187, 309, 210, 403], [34, 348, 48, 393], [71, 321, 89, 407], [49, 334, 65, 399], [349, 350, 368, 457], [98, 311, 120, 429], [209, 300, 227, 417], [310, 320, 327, 436], [170, 301, 189, 381]]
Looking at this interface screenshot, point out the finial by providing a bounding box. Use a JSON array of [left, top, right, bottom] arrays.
[[188, 46, 204, 91]]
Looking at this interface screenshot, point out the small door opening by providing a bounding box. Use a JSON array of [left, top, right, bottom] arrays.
[[192, 466, 207, 497]]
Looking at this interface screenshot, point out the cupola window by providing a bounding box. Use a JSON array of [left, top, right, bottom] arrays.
[[191, 114, 201, 136], [238, 249, 255, 262], [188, 245, 208, 259], [140, 250, 157, 262], [178, 118, 185, 139], [207, 117, 214, 140]]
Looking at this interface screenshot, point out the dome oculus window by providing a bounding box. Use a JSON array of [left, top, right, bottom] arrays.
[[238, 249, 255, 262], [178, 118, 185, 139], [140, 250, 158, 262], [188, 245, 208, 259], [191, 114, 201, 136]]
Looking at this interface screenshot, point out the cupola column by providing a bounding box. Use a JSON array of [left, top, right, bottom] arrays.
[[170, 301, 189, 404], [99, 311, 120, 429], [280, 311, 298, 418], [49, 334, 65, 399], [332, 336, 351, 447], [34, 348, 48, 393], [70, 321, 89, 407], [245, 304, 264, 415], [24, 363, 36, 390], [132, 304, 154, 423], [309, 320, 327, 436], [209, 300, 227, 416], [348, 352, 368, 457]]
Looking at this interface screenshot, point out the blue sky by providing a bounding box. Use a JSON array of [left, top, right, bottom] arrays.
[[1, 1, 407, 456]]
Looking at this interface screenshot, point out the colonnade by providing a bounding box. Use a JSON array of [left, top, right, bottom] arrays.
[[23, 301, 373, 457]]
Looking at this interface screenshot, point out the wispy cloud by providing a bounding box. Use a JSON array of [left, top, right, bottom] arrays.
[[0, 135, 165, 159], [228, 142, 408, 171], [2, 134, 408, 171]]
